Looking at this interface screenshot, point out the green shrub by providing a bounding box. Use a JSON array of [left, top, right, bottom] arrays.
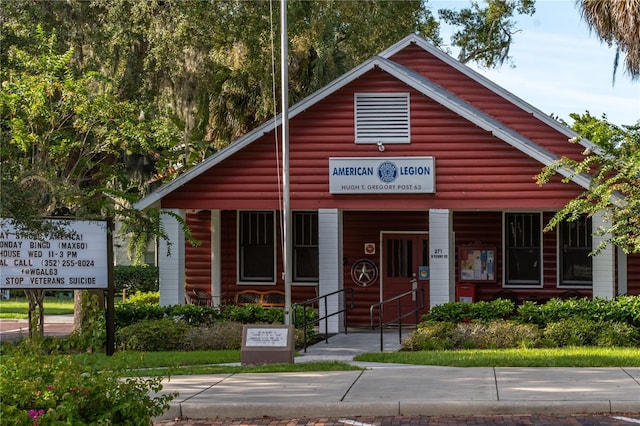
[[169, 303, 224, 326], [602, 296, 640, 327], [221, 304, 272, 323], [513, 300, 545, 326], [515, 296, 640, 328], [114, 303, 169, 329], [0, 352, 174, 425], [452, 320, 541, 350], [423, 299, 515, 323], [404, 320, 541, 351], [423, 301, 471, 323], [116, 318, 192, 351], [542, 318, 599, 347], [114, 265, 159, 293], [124, 291, 159, 305], [182, 322, 244, 350], [595, 322, 640, 347], [292, 305, 318, 341], [402, 321, 456, 351]]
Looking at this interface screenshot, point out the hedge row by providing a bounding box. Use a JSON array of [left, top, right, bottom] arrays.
[[424, 295, 639, 328], [404, 318, 640, 351], [113, 265, 159, 293], [114, 303, 316, 330], [116, 319, 311, 351]]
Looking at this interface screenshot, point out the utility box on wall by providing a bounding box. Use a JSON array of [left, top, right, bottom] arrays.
[[456, 283, 476, 303]]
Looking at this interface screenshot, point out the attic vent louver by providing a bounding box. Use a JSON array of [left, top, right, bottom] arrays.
[[355, 93, 410, 143]]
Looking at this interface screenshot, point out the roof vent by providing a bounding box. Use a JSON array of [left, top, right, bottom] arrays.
[[355, 93, 410, 143]]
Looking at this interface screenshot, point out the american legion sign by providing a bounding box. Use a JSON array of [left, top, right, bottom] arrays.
[[329, 156, 435, 194]]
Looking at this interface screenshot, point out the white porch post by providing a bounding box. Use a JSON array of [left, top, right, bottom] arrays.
[[158, 209, 185, 306], [428, 209, 454, 308], [617, 247, 627, 296], [211, 210, 222, 306], [592, 210, 615, 299], [318, 208, 343, 333]]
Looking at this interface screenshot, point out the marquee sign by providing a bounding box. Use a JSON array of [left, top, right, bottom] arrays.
[[329, 156, 435, 194], [0, 219, 109, 289]]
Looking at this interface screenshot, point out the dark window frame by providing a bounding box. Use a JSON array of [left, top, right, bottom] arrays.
[[504, 213, 542, 287], [292, 211, 319, 283], [238, 211, 275, 283], [559, 216, 593, 287]]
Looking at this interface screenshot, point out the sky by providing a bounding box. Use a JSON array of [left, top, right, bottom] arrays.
[[431, 0, 640, 127]]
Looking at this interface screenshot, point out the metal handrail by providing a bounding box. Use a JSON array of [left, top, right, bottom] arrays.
[[293, 287, 355, 352], [369, 286, 425, 352]]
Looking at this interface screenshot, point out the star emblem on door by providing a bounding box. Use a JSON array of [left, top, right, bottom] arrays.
[[350, 259, 378, 287]]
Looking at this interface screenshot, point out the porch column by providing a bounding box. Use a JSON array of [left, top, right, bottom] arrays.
[[617, 247, 627, 296], [211, 210, 222, 306], [158, 208, 185, 306], [592, 210, 615, 299], [428, 209, 454, 308], [318, 208, 343, 333]]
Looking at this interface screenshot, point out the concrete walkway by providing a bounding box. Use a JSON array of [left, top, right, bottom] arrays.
[[154, 330, 640, 421]]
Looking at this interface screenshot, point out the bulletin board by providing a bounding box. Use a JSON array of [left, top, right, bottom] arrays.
[[458, 247, 496, 282]]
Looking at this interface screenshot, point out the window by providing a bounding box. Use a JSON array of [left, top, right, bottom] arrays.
[[559, 216, 592, 286], [293, 212, 319, 282], [505, 213, 541, 286], [239, 211, 274, 282], [355, 93, 410, 143]]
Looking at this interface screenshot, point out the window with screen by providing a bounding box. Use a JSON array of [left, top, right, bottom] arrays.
[[560, 216, 592, 286], [293, 211, 319, 282], [239, 211, 274, 282], [505, 213, 541, 286]]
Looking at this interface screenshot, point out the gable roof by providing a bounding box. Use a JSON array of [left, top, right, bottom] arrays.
[[135, 34, 593, 210]]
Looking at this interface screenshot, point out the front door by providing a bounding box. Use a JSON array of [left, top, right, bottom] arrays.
[[381, 232, 429, 324]]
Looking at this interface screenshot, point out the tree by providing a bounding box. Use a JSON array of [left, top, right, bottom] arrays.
[[536, 113, 640, 254], [2, 0, 539, 162], [438, 0, 536, 67], [578, 0, 640, 82], [0, 27, 177, 222], [0, 27, 180, 334]]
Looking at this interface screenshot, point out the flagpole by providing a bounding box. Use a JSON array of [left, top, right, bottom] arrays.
[[281, 0, 292, 325]]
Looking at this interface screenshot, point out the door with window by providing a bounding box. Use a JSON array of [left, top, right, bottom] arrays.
[[381, 232, 429, 324]]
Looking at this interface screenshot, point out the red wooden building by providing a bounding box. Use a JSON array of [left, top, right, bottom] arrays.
[[136, 34, 639, 331]]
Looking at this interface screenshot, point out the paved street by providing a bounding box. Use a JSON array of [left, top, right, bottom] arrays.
[[155, 414, 640, 425]]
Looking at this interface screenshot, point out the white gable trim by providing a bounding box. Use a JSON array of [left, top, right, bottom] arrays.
[[379, 34, 599, 154], [375, 57, 592, 190]]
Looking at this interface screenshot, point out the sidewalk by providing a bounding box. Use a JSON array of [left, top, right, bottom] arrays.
[[153, 330, 640, 421]]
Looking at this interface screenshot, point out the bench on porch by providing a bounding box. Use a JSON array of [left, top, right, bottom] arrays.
[[234, 290, 285, 308]]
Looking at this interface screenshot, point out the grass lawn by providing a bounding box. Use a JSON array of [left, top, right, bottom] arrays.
[[16, 346, 631, 377], [354, 347, 640, 367], [0, 297, 74, 318], [70, 350, 361, 376]]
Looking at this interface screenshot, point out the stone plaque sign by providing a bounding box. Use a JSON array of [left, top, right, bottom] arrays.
[[245, 327, 289, 347], [241, 324, 295, 365]]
